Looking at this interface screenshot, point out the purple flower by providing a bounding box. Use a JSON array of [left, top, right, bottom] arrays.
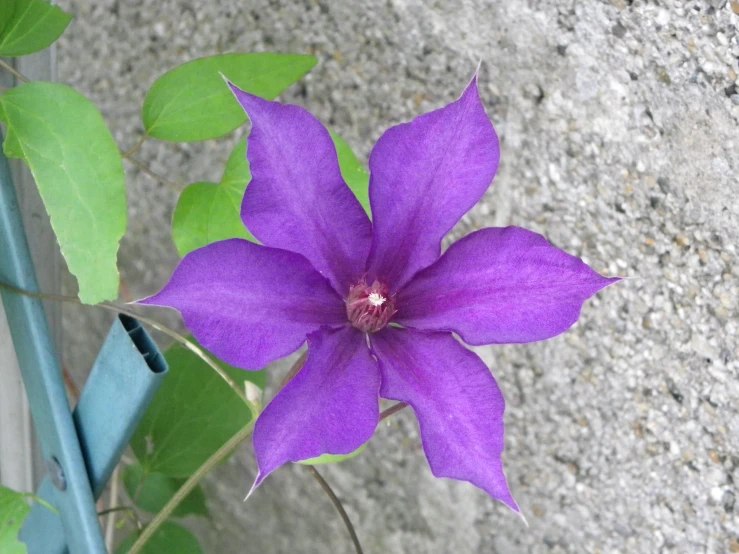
[[140, 73, 618, 512]]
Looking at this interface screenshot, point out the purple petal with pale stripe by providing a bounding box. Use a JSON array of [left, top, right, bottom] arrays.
[[365, 74, 499, 291], [138, 239, 345, 370], [228, 82, 372, 295], [252, 326, 380, 487], [370, 327, 518, 511], [397, 226, 620, 345]]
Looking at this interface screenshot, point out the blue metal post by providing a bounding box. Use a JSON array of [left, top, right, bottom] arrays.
[[0, 133, 108, 551], [20, 315, 168, 554]]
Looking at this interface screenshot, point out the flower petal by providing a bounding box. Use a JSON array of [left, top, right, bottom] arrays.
[[366, 74, 499, 291], [396, 226, 620, 345], [228, 82, 372, 295], [138, 239, 345, 369], [252, 326, 379, 487], [370, 327, 518, 510]]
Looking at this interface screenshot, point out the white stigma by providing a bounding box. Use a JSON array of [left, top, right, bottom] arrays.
[[368, 292, 386, 307]]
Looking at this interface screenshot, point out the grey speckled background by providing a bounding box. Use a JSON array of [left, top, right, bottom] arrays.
[[54, 0, 738, 553]]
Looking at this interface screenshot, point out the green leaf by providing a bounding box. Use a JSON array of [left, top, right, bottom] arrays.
[[142, 53, 316, 142], [171, 139, 254, 257], [171, 182, 251, 256], [330, 131, 370, 218], [115, 522, 202, 554], [297, 442, 367, 466], [0, 486, 30, 554], [0, 83, 126, 304], [123, 463, 208, 518], [221, 137, 251, 188], [130, 338, 263, 477], [0, 0, 73, 57]]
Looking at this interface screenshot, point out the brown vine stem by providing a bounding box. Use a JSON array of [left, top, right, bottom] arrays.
[[0, 59, 29, 83], [104, 465, 121, 549], [124, 156, 183, 192], [98, 505, 143, 535], [305, 466, 364, 554], [122, 135, 147, 159], [380, 402, 408, 421], [275, 351, 365, 553], [97, 505, 135, 518], [278, 350, 307, 390]]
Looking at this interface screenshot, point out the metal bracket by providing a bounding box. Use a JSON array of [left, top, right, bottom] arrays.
[[20, 316, 168, 554]]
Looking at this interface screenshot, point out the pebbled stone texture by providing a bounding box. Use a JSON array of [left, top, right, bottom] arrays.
[[56, 0, 738, 552]]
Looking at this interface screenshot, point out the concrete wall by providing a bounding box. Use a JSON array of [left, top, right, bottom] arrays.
[[58, 1, 738, 552]]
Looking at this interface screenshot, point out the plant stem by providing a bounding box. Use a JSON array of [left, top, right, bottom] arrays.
[[305, 466, 364, 554], [0, 59, 29, 83], [97, 505, 134, 518], [127, 421, 255, 554], [278, 350, 307, 390], [124, 156, 183, 192], [97, 505, 142, 531], [104, 465, 121, 550], [122, 135, 147, 159], [380, 402, 408, 421]]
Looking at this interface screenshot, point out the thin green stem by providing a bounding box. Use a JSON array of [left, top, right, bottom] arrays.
[[0, 59, 29, 83], [122, 135, 147, 159], [23, 493, 59, 515], [124, 156, 183, 192], [127, 421, 255, 554], [0, 281, 249, 406], [305, 466, 364, 554]]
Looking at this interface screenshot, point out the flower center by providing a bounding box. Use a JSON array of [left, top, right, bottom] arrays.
[[346, 279, 396, 333]]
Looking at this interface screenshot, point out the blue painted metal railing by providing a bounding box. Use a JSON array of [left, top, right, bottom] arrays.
[[0, 131, 168, 554]]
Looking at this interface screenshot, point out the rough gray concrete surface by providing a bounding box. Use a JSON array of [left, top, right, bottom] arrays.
[[54, 0, 738, 552]]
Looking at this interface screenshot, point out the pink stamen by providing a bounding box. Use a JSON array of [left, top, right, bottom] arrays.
[[346, 279, 397, 332]]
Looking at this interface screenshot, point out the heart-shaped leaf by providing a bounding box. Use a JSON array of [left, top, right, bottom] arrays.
[[142, 53, 316, 142], [172, 139, 254, 257]]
